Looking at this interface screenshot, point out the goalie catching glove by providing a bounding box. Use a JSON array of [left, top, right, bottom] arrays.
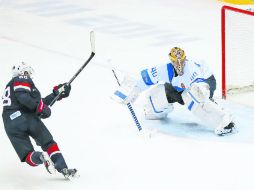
[[111, 75, 142, 105], [53, 83, 71, 101], [181, 81, 236, 135]]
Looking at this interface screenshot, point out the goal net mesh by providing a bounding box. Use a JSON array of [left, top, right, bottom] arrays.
[[222, 6, 254, 98]]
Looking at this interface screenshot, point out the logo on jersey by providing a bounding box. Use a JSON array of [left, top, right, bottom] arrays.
[[181, 83, 186, 89]]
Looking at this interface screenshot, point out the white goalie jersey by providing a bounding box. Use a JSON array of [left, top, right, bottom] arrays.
[[138, 59, 213, 92]]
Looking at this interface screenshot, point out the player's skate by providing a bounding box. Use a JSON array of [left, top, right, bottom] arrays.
[[40, 152, 56, 174], [214, 122, 236, 136], [61, 168, 80, 180]]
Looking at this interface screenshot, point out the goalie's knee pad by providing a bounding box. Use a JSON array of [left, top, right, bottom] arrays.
[[144, 103, 173, 120], [143, 82, 174, 120]]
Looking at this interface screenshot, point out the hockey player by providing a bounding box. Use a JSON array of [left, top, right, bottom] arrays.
[[2, 62, 78, 179], [112, 47, 236, 135]]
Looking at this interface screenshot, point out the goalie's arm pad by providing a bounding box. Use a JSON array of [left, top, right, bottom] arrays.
[[164, 82, 184, 105]]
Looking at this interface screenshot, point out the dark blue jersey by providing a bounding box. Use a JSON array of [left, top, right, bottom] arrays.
[[2, 75, 56, 113]]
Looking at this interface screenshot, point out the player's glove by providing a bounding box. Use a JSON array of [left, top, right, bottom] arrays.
[[53, 83, 71, 101], [111, 75, 141, 105], [36, 99, 51, 119], [188, 82, 210, 103]]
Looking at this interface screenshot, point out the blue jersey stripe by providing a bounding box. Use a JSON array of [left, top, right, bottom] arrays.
[[141, 69, 154, 86], [191, 78, 207, 85], [173, 86, 185, 92], [166, 63, 174, 83], [194, 62, 201, 67]]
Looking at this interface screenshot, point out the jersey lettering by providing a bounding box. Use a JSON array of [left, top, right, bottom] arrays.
[[18, 75, 28, 80], [151, 67, 158, 77], [2, 86, 11, 106], [190, 72, 198, 81]]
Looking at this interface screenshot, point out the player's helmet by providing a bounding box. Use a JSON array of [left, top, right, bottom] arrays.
[[169, 47, 186, 76], [12, 62, 34, 78]]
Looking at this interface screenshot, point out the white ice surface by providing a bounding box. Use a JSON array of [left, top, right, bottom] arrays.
[[1, 0, 254, 190]]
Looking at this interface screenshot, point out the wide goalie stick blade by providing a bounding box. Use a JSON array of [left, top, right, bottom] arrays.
[[49, 31, 96, 107]]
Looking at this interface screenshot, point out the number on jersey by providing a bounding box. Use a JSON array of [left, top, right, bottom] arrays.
[[2, 86, 11, 106]]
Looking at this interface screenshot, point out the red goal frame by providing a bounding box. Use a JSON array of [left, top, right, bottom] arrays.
[[221, 5, 254, 99]]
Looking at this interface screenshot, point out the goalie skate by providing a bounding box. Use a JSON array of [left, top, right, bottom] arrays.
[[40, 152, 56, 174], [215, 122, 237, 136], [61, 168, 80, 180]]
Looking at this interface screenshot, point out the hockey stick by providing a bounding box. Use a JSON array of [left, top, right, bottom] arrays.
[[112, 69, 142, 131], [49, 31, 95, 107]]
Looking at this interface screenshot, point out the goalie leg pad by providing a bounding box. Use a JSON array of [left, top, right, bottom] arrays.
[[182, 84, 233, 133], [144, 82, 173, 120]]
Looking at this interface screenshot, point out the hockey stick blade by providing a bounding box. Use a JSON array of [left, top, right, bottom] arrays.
[[49, 31, 95, 107], [90, 31, 95, 54]]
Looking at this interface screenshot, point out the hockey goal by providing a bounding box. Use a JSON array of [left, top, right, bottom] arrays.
[[221, 5, 254, 100]]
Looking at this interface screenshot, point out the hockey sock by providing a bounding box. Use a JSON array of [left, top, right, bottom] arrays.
[[25, 151, 43, 167], [46, 143, 68, 172]]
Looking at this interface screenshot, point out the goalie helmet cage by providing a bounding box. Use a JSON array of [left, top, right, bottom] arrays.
[[221, 5, 254, 99]]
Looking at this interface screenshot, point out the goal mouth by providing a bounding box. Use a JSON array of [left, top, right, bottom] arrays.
[[221, 5, 254, 100], [226, 84, 254, 95]]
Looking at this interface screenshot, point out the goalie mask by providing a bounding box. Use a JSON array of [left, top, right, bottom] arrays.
[[12, 62, 34, 78], [169, 47, 186, 76]]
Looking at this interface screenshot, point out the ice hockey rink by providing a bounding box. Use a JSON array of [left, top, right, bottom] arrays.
[[0, 0, 254, 190]]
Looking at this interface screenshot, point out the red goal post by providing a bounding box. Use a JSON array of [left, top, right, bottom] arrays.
[[221, 5, 254, 99]]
